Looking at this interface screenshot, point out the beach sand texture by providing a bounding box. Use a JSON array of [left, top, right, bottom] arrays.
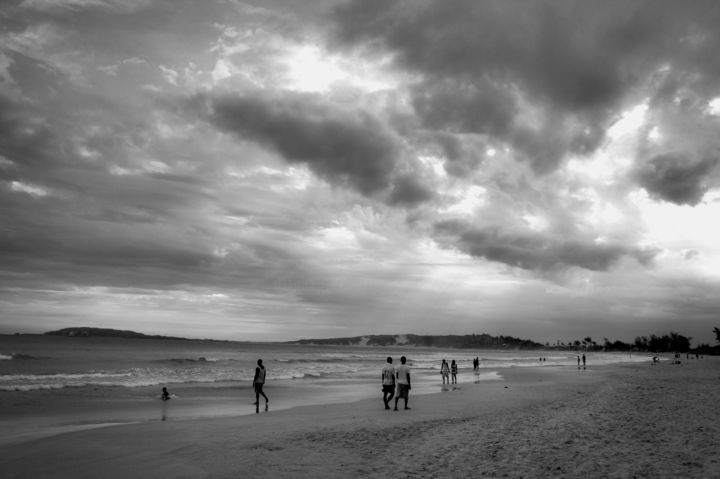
[[2, 358, 719, 478]]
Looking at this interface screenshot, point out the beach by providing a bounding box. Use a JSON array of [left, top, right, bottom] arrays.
[[2, 356, 719, 478]]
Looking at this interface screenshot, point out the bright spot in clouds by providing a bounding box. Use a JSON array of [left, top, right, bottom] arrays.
[[10, 181, 49, 197]]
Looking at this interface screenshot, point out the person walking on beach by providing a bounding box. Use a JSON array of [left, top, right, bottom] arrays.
[[582, 354, 586, 370], [394, 356, 411, 411], [381, 357, 396, 410], [450, 360, 458, 384], [161, 387, 170, 401], [577, 355, 581, 370], [440, 359, 450, 385], [253, 359, 269, 413]]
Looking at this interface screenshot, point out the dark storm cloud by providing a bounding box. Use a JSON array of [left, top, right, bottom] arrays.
[[428, 132, 487, 178], [196, 91, 402, 196], [331, 0, 720, 173], [433, 220, 657, 273], [633, 152, 719, 206], [411, 78, 516, 137], [388, 173, 434, 206], [0, 94, 73, 174]]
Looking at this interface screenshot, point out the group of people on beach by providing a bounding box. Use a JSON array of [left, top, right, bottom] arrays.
[[440, 359, 459, 385], [381, 356, 412, 411], [161, 356, 480, 414], [160, 355, 501, 415]]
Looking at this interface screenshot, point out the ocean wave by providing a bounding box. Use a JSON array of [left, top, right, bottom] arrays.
[[0, 353, 41, 360], [156, 357, 222, 364], [276, 357, 367, 364], [2, 371, 133, 381], [270, 371, 325, 380], [0, 383, 69, 392]]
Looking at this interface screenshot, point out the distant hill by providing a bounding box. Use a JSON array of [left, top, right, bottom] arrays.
[[289, 333, 543, 349], [44, 327, 188, 340]]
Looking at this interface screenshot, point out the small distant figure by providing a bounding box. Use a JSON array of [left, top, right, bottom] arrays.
[[161, 387, 170, 401], [473, 357, 479, 370], [450, 360, 458, 384], [652, 356, 659, 364], [582, 354, 586, 370], [381, 357, 396, 410], [394, 356, 411, 411], [577, 356, 581, 370], [440, 359, 450, 385], [253, 359, 269, 413]]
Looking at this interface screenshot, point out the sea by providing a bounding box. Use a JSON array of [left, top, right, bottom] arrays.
[[0, 334, 650, 445]]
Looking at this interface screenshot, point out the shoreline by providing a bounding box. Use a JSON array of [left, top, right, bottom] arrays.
[[0, 367, 504, 447], [3, 358, 719, 478]]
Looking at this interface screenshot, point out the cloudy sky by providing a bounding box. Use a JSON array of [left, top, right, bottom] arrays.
[[1, 0, 720, 344]]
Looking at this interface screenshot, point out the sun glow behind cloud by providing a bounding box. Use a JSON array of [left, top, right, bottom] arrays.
[[283, 44, 399, 93]]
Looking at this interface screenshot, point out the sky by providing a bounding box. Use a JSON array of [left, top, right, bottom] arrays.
[[1, 0, 720, 345]]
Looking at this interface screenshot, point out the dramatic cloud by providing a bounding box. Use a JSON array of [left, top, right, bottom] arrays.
[[634, 153, 719, 205], [196, 91, 402, 196], [433, 220, 656, 273], [332, 0, 720, 174], [1, 0, 720, 344]]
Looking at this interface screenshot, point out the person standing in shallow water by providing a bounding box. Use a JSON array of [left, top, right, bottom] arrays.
[[450, 360, 458, 384], [253, 359, 268, 413], [440, 359, 450, 385], [381, 357, 396, 410], [394, 356, 411, 411]]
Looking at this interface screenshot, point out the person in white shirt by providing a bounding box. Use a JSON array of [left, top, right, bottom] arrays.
[[394, 356, 411, 411], [381, 357, 396, 410], [440, 359, 450, 384]]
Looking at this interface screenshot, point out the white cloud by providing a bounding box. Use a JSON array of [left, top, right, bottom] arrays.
[[708, 97, 720, 116], [10, 181, 50, 197], [159, 65, 179, 85], [607, 103, 648, 140], [441, 185, 487, 216]]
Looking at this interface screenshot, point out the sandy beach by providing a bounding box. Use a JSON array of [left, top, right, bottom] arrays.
[[2, 357, 719, 479]]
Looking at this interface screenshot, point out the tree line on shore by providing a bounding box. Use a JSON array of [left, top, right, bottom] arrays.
[[548, 327, 720, 354], [293, 329, 720, 354]]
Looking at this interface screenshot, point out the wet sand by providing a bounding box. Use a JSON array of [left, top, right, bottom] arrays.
[[2, 358, 719, 478]]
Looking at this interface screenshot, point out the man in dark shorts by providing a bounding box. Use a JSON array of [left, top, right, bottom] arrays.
[[394, 356, 411, 411], [253, 359, 269, 413], [381, 357, 396, 410]]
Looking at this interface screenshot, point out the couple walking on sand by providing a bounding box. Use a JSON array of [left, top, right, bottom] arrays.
[[381, 356, 411, 411]]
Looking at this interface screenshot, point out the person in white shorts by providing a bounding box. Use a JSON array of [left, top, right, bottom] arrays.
[[394, 356, 411, 411]]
